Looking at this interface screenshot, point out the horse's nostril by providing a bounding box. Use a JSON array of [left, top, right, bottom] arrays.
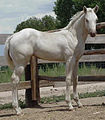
[[90, 32, 96, 37]]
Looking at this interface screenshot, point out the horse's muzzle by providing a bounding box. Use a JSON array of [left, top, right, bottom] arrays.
[[90, 32, 96, 37]]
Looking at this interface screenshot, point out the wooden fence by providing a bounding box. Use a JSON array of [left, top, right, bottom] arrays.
[[0, 22, 105, 106]]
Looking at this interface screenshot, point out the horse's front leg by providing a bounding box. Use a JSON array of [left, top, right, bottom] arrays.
[[72, 62, 82, 108], [11, 66, 24, 115], [65, 58, 75, 110]]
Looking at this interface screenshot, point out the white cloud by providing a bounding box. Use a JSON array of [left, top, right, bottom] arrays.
[[0, 0, 56, 33], [0, 0, 55, 18], [34, 12, 56, 18]]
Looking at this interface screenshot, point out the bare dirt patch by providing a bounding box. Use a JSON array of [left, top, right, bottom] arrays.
[[0, 97, 105, 120], [0, 82, 105, 119]]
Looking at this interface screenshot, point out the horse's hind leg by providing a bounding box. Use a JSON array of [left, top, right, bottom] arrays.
[[11, 65, 24, 115]]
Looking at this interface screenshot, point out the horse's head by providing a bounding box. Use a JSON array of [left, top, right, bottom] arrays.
[[83, 5, 99, 37]]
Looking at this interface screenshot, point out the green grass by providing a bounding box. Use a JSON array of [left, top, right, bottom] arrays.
[[0, 68, 12, 83], [41, 90, 105, 104], [0, 64, 105, 83], [39, 63, 65, 77], [39, 64, 105, 76], [78, 65, 105, 76], [0, 68, 25, 83], [0, 90, 105, 110], [0, 99, 26, 110]]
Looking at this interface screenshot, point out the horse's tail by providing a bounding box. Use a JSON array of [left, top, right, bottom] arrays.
[[4, 35, 14, 69]]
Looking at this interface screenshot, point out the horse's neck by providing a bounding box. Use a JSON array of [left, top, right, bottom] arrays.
[[71, 15, 88, 43]]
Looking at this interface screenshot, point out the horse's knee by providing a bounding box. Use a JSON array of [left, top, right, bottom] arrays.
[[66, 78, 72, 86]]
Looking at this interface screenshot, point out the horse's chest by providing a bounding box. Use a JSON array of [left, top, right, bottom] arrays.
[[74, 42, 85, 59]]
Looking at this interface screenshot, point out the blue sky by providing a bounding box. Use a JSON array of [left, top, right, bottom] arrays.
[[0, 0, 56, 56], [0, 0, 56, 33]]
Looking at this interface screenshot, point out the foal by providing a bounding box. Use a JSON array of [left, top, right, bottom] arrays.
[[5, 5, 98, 114]]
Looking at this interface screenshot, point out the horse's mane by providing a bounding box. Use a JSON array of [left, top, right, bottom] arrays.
[[64, 11, 84, 30]]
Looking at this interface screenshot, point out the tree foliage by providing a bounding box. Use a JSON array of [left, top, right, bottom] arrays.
[[54, 0, 105, 29], [14, 15, 60, 33], [53, 0, 74, 28]]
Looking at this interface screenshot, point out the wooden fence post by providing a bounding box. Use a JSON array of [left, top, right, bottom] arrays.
[[25, 56, 40, 107], [31, 56, 40, 101]]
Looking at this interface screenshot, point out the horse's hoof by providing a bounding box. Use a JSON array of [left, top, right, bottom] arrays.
[[16, 107, 22, 116], [17, 112, 24, 116], [68, 106, 74, 111], [78, 103, 83, 108]]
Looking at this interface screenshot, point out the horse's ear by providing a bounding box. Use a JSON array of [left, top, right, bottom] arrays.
[[83, 6, 87, 13], [93, 5, 99, 13]]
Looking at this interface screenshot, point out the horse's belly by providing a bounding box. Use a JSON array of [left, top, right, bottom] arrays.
[[35, 50, 65, 61], [34, 36, 71, 61]]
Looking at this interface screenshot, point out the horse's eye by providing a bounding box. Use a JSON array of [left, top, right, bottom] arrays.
[[86, 19, 89, 23]]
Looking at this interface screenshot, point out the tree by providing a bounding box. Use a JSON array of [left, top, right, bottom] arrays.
[[14, 15, 60, 33], [53, 0, 74, 28], [40, 15, 60, 31], [54, 0, 105, 30]]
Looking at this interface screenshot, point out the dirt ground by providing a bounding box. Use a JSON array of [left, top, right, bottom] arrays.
[[0, 97, 105, 120], [0, 82, 105, 120]]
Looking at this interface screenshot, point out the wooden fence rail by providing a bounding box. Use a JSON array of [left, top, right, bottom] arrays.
[[39, 75, 105, 82], [96, 22, 105, 29], [84, 49, 105, 55], [1, 75, 105, 93], [0, 81, 31, 92]]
